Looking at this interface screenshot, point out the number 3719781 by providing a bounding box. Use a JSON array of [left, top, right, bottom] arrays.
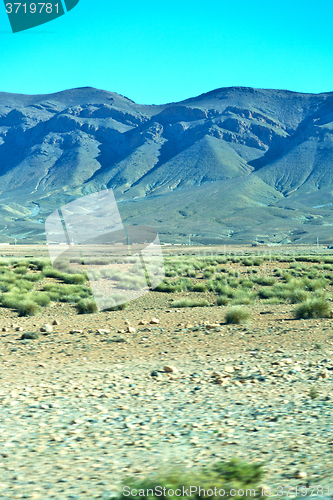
[[5, 3, 59, 14]]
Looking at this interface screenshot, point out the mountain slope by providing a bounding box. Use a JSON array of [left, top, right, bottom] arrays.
[[1, 86, 333, 243]]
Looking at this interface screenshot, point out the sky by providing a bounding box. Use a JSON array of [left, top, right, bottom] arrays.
[[0, 0, 332, 105]]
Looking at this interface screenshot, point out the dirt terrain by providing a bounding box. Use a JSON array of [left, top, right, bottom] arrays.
[[0, 245, 333, 499]]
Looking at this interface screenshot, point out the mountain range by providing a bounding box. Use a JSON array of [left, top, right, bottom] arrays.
[[1, 85, 333, 244]]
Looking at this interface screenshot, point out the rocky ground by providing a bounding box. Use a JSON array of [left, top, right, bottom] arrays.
[[1, 296, 333, 500]]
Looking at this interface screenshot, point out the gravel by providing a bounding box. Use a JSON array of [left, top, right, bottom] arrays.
[[0, 352, 333, 500]]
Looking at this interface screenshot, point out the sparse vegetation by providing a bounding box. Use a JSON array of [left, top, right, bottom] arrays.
[[117, 459, 264, 500], [294, 298, 331, 319], [0, 249, 331, 317], [225, 306, 251, 324], [76, 298, 98, 314], [309, 386, 319, 399], [216, 296, 228, 306]]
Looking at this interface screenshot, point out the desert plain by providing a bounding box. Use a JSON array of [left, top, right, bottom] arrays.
[[0, 245, 332, 499]]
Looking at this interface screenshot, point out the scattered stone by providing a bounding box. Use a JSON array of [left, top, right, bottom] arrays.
[[69, 329, 83, 334], [224, 365, 234, 373], [52, 319, 60, 325], [150, 318, 159, 324], [164, 365, 178, 374], [21, 332, 39, 340], [97, 329, 110, 334], [206, 323, 219, 329], [1, 327, 8, 332], [15, 326, 23, 332], [294, 471, 307, 479], [127, 326, 136, 334], [40, 324, 53, 333], [212, 372, 228, 385], [139, 320, 147, 325], [124, 320, 131, 325]]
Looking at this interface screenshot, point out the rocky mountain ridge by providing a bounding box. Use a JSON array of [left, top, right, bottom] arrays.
[[1, 86, 333, 244]]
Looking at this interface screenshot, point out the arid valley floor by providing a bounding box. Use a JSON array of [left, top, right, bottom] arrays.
[[0, 245, 333, 499]]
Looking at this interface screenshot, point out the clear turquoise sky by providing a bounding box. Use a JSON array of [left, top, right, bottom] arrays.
[[0, 0, 332, 105]]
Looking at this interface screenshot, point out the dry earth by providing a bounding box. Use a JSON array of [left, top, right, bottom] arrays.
[[0, 245, 333, 499]]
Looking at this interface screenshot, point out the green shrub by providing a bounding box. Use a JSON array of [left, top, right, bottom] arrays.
[[254, 276, 275, 286], [13, 266, 28, 275], [60, 294, 80, 303], [227, 278, 240, 288], [193, 283, 207, 292], [206, 280, 216, 291], [15, 279, 34, 291], [155, 278, 190, 293], [294, 298, 331, 319], [265, 297, 284, 304], [87, 270, 101, 281], [240, 279, 254, 289], [187, 270, 196, 277], [203, 270, 213, 279], [231, 291, 256, 305], [44, 290, 61, 301], [30, 293, 51, 307], [116, 277, 147, 290], [171, 299, 209, 308], [216, 284, 235, 297], [1, 293, 20, 309], [271, 284, 292, 300], [17, 300, 41, 316], [13, 259, 29, 267], [43, 283, 92, 297], [43, 266, 64, 279], [212, 458, 264, 485], [309, 386, 319, 399], [282, 272, 293, 282], [61, 272, 86, 284], [117, 458, 264, 500], [165, 270, 177, 277], [32, 258, 51, 270], [25, 272, 44, 282], [1, 273, 17, 284], [304, 277, 328, 291], [217, 296, 228, 306], [76, 298, 98, 314], [289, 288, 310, 303], [258, 287, 275, 299], [225, 306, 251, 324]]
